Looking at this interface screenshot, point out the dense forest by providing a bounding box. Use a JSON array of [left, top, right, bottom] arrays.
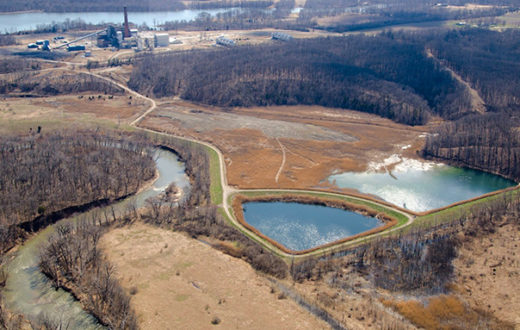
[[0, 131, 155, 252], [129, 28, 520, 127], [423, 113, 520, 181], [425, 29, 520, 113], [129, 33, 479, 125]]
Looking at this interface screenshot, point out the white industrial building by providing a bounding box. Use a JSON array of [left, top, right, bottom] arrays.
[[154, 33, 170, 47]]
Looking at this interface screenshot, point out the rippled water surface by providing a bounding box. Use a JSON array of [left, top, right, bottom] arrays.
[[243, 202, 383, 251]]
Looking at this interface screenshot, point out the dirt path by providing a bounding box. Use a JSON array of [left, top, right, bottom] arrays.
[[77, 65, 416, 259], [275, 138, 286, 183], [46, 60, 416, 258], [426, 49, 486, 114]]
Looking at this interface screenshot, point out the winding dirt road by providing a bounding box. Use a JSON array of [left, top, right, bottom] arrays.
[[35, 58, 416, 258], [97, 67, 417, 258]]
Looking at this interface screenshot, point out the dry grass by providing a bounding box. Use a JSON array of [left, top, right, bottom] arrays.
[[141, 100, 429, 190], [453, 223, 520, 327], [381, 295, 513, 330], [0, 94, 148, 135], [100, 223, 329, 329]]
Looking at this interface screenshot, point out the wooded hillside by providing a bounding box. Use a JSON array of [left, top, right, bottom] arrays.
[[129, 34, 473, 125]]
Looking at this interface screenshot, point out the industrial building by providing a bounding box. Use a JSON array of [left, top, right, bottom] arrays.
[[25, 6, 175, 53], [154, 33, 169, 47]]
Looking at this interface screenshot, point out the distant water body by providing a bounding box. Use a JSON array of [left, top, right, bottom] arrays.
[[0, 8, 235, 33]]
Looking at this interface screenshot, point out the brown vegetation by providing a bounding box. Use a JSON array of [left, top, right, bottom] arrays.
[[0, 35, 16, 46], [381, 295, 510, 330], [0, 58, 40, 74], [454, 223, 520, 327], [141, 136, 288, 278], [100, 223, 328, 329], [141, 102, 425, 190], [287, 188, 520, 328], [231, 194, 398, 254]]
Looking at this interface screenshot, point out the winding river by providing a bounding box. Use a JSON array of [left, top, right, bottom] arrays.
[[2, 149, 189, 328]]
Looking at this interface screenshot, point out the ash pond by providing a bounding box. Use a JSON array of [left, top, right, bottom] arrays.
[[242, 201, 383, 251], [328, 157, 516, 212]]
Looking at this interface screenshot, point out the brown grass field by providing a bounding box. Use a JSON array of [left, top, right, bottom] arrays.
[[100, 223, 329, 329], [141, 100, 430, 190], [0, 93, 147, 134]]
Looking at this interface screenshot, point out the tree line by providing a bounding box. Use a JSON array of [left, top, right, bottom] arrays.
[[291, 188, 520, 295], [0, 130, 155, 252], [0, 34, 16, 46], [40, 217, 138, 329], [0, 0, 185, 13], [299, 0, 515, 32], [0, 58, 41, 74], [0, 0, 274, 13], [424, 28, 520, 113], [161, 0, 299, 32]]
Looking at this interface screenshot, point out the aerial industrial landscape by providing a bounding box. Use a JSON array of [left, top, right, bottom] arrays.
[[0, 0, 519, 329]]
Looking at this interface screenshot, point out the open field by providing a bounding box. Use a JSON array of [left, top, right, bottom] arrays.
[[0, 93, 147, 134], [141, 100, 428, 190], [454, 223, 520, 327], [100, 223, 329, 329]]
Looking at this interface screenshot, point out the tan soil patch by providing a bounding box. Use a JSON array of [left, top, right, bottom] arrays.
[[454, 224, 520, 327], [100, 223, 329, 330], [0, 94, 147, 123], [142, 100, 429, 189]]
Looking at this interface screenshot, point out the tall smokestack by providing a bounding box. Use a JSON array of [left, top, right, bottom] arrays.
[[123, 6, 131, 38]]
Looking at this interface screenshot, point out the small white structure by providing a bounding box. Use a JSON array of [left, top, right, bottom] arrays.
[[216, 36, 235, 47], [116, 31, 123, 43], [155, 33, 169, 47], [130, 28, 139, 37], [272, 32, 293, 41]]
